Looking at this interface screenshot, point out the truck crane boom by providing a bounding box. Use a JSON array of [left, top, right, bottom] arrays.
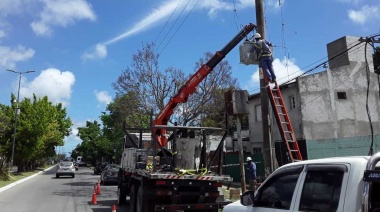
[[153, 23, 256, 147]]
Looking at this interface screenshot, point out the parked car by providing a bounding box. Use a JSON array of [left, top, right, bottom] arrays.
[[100, 164, 120, 185], [94, 162, 108, 175], [56, 161, 75, 178]]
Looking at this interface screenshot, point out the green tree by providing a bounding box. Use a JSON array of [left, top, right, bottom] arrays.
[[0, 94, 72, 171], [76, 121, 113, 165]]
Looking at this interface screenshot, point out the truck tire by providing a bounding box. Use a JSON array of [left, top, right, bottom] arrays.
[[117, 186, 127, 205], [136, 186, 154, 212], [130, 184, 138, 212]]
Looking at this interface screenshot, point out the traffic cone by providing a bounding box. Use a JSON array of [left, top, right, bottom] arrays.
[[91, 192, 97, 205], [112, 204, 117, 212], [96, 181, 101, 195]]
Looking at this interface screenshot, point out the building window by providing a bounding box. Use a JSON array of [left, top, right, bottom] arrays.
[[289, 95, 296, 109], [255, 105, 262, 122], [337, 92, 347, 100]]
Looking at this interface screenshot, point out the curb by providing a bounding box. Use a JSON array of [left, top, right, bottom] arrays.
[[0, 165, 56, 193]]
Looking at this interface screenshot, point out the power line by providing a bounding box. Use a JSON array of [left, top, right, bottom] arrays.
[[156, 0, 191, 53], [159, 0, 200, 56], [232, 0, 240, 31], [250, 40, 362, 92], [153, 0, 183, 44], [248, 38, 366, 94]]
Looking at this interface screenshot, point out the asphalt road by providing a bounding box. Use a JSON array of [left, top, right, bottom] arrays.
[[0, 166, 129, 212]]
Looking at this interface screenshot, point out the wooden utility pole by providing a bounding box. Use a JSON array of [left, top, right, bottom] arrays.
[[236, 115, 246, 192], [255, 0, 272, 175]]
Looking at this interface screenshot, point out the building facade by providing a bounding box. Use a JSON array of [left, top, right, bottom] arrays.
[[247, 36, 380, 161]]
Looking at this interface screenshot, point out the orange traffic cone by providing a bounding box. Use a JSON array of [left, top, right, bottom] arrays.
[[91, 192, 97, 205], [96, 181, 101, 195], [112, 204, 117, 212]]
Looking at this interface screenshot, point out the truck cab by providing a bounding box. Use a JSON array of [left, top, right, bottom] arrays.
[[223, 152, 380, 212]]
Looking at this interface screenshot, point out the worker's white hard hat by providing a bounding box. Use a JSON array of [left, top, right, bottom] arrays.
[[254, 33, 261, 39], [246, 157, 252, 161]]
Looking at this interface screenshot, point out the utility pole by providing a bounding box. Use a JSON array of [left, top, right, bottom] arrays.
[[6, 69, 35, 167], [236, 115, 246, 192], [255, 0, 272, 175]]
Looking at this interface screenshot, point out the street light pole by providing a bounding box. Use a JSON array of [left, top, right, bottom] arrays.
[[6, 69, 35, 167]]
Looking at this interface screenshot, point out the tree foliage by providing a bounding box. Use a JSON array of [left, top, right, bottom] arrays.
[[73, 120, 116, 165], [112, 43, 239, 128], [0, 94, 72, 172]]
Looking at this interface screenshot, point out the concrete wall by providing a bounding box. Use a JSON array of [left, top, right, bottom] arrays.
[[299, 61, 380, 140], [301, 35, 380, 158]]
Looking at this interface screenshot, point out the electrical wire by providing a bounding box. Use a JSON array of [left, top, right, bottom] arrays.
[[248, 39, 365, 94], [301, 61, 371, 106], [153, 0, 183, 44], [156, 0, 191, 53], [364, 41, 375, 156], [159, 0, 199, 56], [232, 0, 240, 31]]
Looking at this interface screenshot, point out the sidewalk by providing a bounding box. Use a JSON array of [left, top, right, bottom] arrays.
[[0, 165, 56, 193]]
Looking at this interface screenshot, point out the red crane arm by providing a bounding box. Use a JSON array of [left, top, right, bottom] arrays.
[[153, 23, 256, 146]]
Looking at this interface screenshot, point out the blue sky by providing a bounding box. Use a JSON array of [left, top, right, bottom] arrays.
[[0, 0, 379, 153]]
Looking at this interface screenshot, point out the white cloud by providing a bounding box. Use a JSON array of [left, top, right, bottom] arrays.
[[250, 57, 303, 85], [81, 43, 107, 61], [31, 0, 96, 36], [105, 0, 180, 45], [19, 68, 76, 106], [94, 90, 112, 105], [0, 45, 35, 69], [348, 5, 380, 24], [82, 0, 180, 60], [64, 120, 84, 143]]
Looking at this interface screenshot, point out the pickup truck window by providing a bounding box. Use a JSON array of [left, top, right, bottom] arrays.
[[299, 170, 344, 212], [254, 168, 302, 210]]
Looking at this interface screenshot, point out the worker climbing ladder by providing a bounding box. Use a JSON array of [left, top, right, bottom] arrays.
[[265, 77, 303, 163]]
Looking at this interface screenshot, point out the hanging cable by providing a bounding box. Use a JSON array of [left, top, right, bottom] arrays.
[[156, 0, 191, 53], [248, 38, 366, 94], [232, 0, 240, 31], [153, 0, 183, 44], [364, 40, 375, 156], [159, 0, 199, 56]]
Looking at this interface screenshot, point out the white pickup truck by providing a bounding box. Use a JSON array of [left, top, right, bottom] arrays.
[[223, 152, 380, 212]]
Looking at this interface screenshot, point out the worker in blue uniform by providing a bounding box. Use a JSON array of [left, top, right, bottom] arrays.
[[246, 157, 257, 192], [251, 33, 276, 83]]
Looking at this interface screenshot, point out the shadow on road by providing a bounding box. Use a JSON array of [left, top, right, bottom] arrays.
[[63, 181, 97, 187], [52, 189, 92, 197]]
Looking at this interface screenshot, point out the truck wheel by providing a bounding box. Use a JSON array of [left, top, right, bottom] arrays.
[[117, 186, 127, 205], [130, 185, 137, 212], [136, 186, 154, 212]]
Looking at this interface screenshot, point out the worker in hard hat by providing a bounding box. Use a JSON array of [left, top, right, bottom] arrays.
[[251, 33, 276, 83], [246, 156, 257, 192]]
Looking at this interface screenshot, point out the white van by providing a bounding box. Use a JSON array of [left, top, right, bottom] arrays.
[[77, 156, 82, 164]]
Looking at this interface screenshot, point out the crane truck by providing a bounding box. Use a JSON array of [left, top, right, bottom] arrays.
[[117, 23, 257, 212]]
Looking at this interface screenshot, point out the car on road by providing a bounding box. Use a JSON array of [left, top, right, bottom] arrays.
[[56, 161, 76, 178], [100, 164, 120, 185], [94, 162, 108, 175]]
